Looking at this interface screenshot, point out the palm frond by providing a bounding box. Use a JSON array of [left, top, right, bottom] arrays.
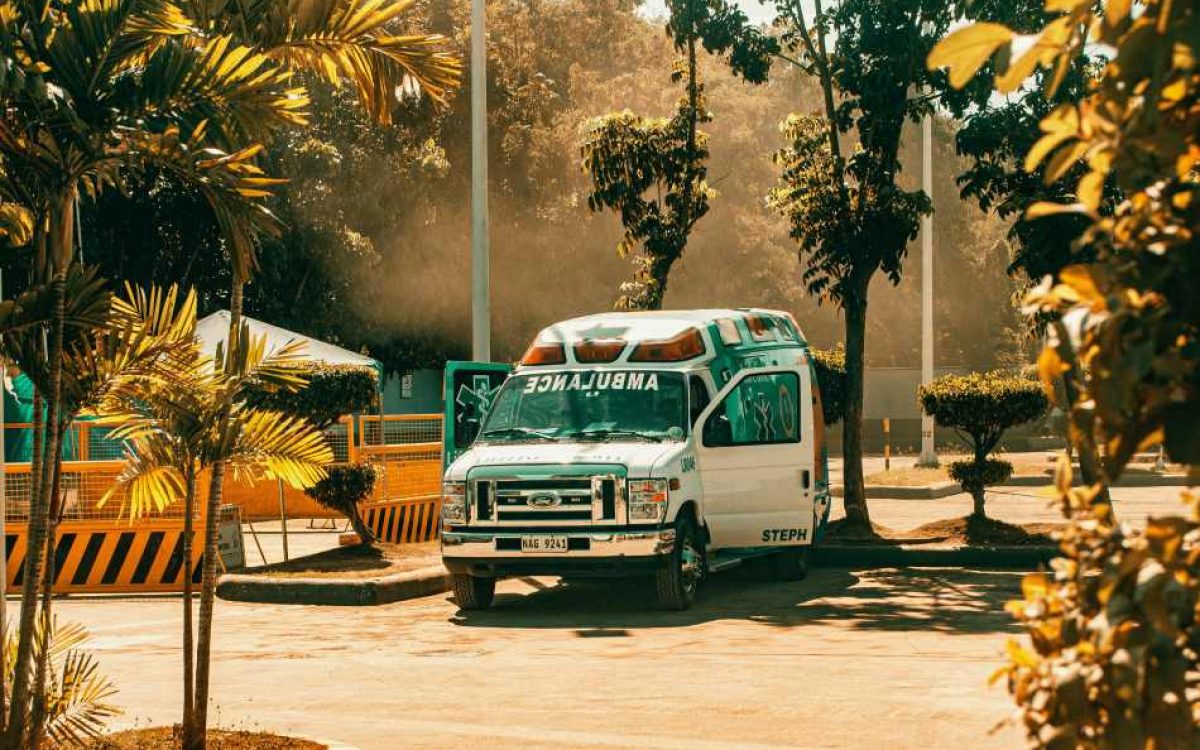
[[0, 200, 34, 246], [228, 408, 333, 489], [257, 0, 461, 122], [3, 617, 120, 747], [100, 433, 188, 518]]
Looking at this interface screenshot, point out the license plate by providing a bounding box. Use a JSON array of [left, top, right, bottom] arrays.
[[520, 535, 568, 553]]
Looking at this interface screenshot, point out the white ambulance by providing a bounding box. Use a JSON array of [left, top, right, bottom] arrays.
[[439, 309, 831, 610]]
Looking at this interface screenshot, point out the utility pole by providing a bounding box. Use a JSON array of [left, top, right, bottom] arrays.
[[918, 111, 938, 467], [470, 0, 491, 362]]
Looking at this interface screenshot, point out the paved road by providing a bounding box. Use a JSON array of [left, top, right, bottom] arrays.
[[57, 566, 1027, 750]]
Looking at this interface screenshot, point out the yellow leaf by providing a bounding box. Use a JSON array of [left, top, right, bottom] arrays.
[[1025, 130, 1076, 172], [1044, 139, 1090, 183], [1025, 201, 1094, 220], [1059, 265, 1103, 302], [1022, 572, 1049, 599], [1077, 170, 1105, 209], [927, 23, 1015, 89], [1105, 0, 1132, 26]]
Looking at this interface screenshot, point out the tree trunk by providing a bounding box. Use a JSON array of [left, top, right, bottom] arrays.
[[190, 279, 243, 750], [182, 464, 197, 746], [6, 191, 71, 746], [841, 288, 871, 530], [28, 438, 65, 750], [970, 485, 987, 519], [347, 504, 375, 546]]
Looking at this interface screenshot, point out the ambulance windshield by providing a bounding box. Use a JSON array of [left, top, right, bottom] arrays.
[[479, 370, 687, 443]]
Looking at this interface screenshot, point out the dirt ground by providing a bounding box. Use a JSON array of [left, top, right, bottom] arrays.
[[244, 541, 441, 579], [52, 566, 1027, 750], [90, 727, 324, 750]]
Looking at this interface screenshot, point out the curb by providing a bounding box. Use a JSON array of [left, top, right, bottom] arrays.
[[832, 482, 960, 500], [217, 565, 451, 606], [814, 543, 1058, 568], [832, 473, 1190, 499]]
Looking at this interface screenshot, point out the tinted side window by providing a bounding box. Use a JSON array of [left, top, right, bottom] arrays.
[[689, 376, 711, 427], [702, 372, 801, 448]]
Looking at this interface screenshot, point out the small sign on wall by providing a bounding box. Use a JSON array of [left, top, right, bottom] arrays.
[[401, 372, 414, 399]]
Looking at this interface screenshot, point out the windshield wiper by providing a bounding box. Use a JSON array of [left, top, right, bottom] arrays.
[[563, 428, 665, 443], [479, 427, 558, 441]]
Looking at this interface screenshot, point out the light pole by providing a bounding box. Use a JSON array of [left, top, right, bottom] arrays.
[[917, 111, 938, 467], [470, 0, 491, 362]]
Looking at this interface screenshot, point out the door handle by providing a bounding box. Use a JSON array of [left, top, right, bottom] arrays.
[[800, 469, 811, 490]]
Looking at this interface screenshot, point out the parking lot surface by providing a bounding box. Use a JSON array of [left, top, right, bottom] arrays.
[[56, 565, 1027, 750]]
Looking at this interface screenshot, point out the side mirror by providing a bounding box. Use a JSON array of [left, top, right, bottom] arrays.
[[703, 410, 732, 447]]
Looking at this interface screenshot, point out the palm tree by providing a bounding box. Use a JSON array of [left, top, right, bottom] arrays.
[[102, 323, 333, 749], [170, 6, 460, 746], [0, 5, 299, 746], [1, 1, 459, 745]]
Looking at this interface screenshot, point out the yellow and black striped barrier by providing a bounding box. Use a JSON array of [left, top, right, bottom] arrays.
[[5, 518, 205, 595], [362, 496, 441, 545]]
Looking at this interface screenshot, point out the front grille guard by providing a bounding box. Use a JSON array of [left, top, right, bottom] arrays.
[[468, 475, 626, 527]]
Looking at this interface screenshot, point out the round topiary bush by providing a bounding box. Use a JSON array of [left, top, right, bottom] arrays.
[[918, 372, 1048, 517], [303, 462, 380, 544], [244, 363, 380, 542]]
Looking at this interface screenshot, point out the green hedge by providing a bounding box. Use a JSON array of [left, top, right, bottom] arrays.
[[811, 345, 846, 426], [244, 363, 378, 430], [919, 372, 1048, 517]]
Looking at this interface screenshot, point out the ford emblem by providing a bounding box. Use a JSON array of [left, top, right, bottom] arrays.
[[527, 492, 562, 508]]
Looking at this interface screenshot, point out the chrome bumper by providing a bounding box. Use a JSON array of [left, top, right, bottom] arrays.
[[441, 528, 674, 560]]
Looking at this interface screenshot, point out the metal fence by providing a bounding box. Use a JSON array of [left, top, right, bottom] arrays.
[[2, 414, 446, 523]]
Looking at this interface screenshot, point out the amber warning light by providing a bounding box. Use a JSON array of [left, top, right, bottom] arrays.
[[628, 328, 706, 362]]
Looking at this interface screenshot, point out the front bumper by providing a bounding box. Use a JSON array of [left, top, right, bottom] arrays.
[[441, 528, 674, 578]]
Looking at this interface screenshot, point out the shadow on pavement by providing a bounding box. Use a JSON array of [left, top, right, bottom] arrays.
[[448, 566, 1023, 635]]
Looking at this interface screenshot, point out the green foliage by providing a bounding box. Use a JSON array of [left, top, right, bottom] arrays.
[[918, 372, 1049, 460], [304, 462, 380, 517], [582, 0, 774, 310], [810, 346, 846, 426], [665, 0, 777, 83], [933, 0, 1200, 744], [3, 618, 120, 748], [947, 458, 1012, 493], [243, 364, 378, 431], [999, 465, 1200, 750], [581, 107, 712, 310]]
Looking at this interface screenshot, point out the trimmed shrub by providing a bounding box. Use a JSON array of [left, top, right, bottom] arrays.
[[918, 372, 1048, 517], [244, 363, 380, 542], [304, 462, 380, 544], [811, 345, 846, 426], [244, 363, 378, 430]]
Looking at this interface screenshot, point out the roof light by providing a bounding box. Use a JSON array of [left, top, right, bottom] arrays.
[[628, 328, 706, 362], [574, 339, 627, 363], [520, 342, 566, 366], [716, 318, 742, 346], [746, 315, 778, 342]]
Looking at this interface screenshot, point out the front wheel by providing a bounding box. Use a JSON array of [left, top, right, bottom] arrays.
[[452, 573, 496, 610], [656, 515, 704, 611]]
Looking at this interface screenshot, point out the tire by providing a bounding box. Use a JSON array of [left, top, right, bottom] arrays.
[[656, 515, 704, 611], [770, 546, 810, 582], [452, 573, 496, 610]]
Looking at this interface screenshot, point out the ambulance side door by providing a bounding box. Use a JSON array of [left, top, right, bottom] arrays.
[[694, 366, 815, 549]]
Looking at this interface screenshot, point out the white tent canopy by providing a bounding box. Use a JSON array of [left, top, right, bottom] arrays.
[[195, 311, 379, 370]]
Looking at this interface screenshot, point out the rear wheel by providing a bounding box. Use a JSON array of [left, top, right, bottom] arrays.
[[452, 573, 496, 610], [656, 515, 704, 611], [770, 546, 810, 582]]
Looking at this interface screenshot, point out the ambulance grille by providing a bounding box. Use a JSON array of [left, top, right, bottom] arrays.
[[470, 477, 622, 526]]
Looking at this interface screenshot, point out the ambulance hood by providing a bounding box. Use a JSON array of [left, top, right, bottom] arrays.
[[446, 440, 688, 480]]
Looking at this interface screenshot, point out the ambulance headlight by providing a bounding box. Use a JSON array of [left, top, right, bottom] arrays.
[[441, 481, 467, 525], [627, 479, 669, 522]]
